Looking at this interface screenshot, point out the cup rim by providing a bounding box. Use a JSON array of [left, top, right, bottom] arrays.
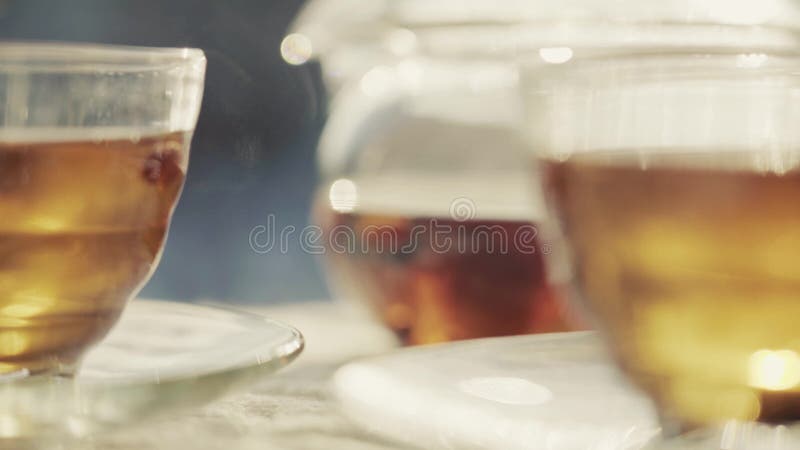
[[0, 41, 206, 72], [520, 47, 800, 87]]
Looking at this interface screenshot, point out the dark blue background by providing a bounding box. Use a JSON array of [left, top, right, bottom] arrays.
[[0, 0, 331, 303]]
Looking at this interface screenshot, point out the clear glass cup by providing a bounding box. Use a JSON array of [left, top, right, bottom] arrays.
[[521, 49, 800, 447], [0, 43, 205, 379]]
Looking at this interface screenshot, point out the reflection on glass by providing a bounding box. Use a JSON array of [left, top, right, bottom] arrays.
[[538, 47, 574, 65], [749, 350, 800, 391], [328, 178, 358, 212], [280, 33, 314, 65]]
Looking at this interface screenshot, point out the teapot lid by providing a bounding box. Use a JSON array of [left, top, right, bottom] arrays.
[[287, 0, 800, 64], [284, 0, 389, 66], [390, 0, 800, 29]]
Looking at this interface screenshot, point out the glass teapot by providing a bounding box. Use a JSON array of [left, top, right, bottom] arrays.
[[288, 0, 800, 345]]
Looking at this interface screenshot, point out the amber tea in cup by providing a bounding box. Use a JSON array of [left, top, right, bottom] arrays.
[[524, 50, 800, 441], [0, 43, 205, 377]]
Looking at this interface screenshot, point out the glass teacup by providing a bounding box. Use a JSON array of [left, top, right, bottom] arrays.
[[523, 49, 800, 446], [0, 43, 205, 378]]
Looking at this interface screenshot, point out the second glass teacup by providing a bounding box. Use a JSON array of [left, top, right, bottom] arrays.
[[523, 49, 800, 445]]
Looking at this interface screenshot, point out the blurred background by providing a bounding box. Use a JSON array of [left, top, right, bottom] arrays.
[[0, 0, 331, 303]]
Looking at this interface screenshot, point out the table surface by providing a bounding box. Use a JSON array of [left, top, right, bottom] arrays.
[[74, 301, 412, 450]]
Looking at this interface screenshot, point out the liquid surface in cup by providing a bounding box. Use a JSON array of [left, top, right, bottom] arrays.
[[317, 174, 581, 345], [543, 152, 800, 426], [0, 130, 188, 375]]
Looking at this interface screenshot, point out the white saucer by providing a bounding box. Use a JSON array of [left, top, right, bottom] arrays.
[[333, 332, 659, 450], [1, 299, 304, 445]]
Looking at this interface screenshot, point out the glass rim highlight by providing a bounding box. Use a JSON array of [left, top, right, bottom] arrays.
[[0, 41, 206, 73], [521, 47, 800, 86]]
